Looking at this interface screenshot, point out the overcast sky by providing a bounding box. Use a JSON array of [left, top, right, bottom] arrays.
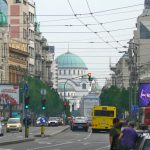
[[35, 0, 144, 87]]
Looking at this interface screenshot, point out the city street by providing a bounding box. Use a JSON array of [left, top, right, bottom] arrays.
[[0, 127, 110, 150]]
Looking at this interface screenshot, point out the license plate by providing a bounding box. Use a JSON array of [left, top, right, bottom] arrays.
[[78, 126, 83, 129]]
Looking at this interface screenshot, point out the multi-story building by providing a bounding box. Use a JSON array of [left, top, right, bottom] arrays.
[[110, 53, 130, 89], [8, 39, 28, 84], [35, 29, 42, 79], [132, 0, 150, 82], [41, 37, 55, 86], [0, 0, 9, 84], [7, 0, 35, 82], [27, 0, 35, 75]]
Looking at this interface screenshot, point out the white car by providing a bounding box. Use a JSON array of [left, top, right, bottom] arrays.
[[48, 117, 59, 126], [0, 121, 4, 136]]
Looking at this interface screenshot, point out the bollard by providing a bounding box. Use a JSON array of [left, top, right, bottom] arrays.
[[41, 125, 45, 137], [25, 126, 29, 138]]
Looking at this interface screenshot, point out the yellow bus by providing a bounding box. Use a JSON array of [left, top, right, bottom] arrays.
[[92, 106, 116, 133]]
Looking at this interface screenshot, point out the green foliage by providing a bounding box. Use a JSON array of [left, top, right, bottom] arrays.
[[19, 76, 65, 117], [100, 85, 129, 115]]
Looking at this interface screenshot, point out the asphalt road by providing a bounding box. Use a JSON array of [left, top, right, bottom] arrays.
[[0, 128, 110, 150], [0, 126, 69, 144]]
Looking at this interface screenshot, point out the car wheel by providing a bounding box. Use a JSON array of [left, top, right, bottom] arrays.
[[92, 129, 96, 133]]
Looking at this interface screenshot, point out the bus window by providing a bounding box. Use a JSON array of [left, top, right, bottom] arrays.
[[94, 110, 114, 117]]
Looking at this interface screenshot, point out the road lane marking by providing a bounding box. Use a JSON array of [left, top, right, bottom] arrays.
[[0, 149, 13, 150], [27, 141, 73, 150], [84, 131, 92, 140], [95, 145, 110, 150], [83, 142, 90, 145]]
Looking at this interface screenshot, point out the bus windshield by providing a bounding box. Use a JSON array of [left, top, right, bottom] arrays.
[[94, 110, 114, 117]]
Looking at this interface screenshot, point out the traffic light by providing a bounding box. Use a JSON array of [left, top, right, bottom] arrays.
[[87, 73, 92, 81], [41, 99, 46, 110], [25, 96, 29, 109]]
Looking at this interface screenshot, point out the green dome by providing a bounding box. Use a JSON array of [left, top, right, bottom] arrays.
[[56, 52, 87, 69], [0, 12, 7, 26], [58, 82, 75, 92]]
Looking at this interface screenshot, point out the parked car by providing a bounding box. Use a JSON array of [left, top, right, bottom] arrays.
[[57, 117, 64, 125], [0, 121, 4, 136], [70, 116, 89, 132], [48, 117, 59, 126], [6, 118, 22, 132], [135, 130, 150, 150]]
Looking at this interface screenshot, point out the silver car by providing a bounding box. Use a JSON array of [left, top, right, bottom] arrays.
[[0, 121, 4, 136], [136, 131, 150, 150]]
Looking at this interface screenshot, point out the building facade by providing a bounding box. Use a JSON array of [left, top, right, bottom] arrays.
[[110, 53, 130, 89], [132, 0, 150, 82]]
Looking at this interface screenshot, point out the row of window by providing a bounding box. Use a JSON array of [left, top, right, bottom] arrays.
[[23, 11, 34, 24], [59, 69, 85, 75], [29, 46, 34, 57], [23, 28, 34, 41]]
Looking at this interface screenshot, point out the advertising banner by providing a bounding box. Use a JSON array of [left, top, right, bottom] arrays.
[[0, 85, 19, 105], [139, 83, 150, 107]]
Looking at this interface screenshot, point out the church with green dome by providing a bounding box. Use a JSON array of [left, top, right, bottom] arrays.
[[55, 52, 90, 111]]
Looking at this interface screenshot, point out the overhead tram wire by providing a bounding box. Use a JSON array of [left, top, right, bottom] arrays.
[[34, 3, 143, 17], [67, 0, 119, 50], [85, 0, 127, 49], [38, 8, 142, 23], [28, 17, 136, 27]]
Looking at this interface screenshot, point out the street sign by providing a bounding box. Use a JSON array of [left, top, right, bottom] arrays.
[[40, 89, 46, 95], [131, 105, 139, 112], [24, 83, 28, 93], [40, 117, 46, 125]]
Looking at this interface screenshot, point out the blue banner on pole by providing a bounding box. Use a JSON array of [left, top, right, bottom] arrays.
[[24, 83, 28, 93], [131, 105, 139, 112]]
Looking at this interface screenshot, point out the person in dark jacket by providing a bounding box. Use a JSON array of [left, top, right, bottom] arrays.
[[109, 118, 121, 150]]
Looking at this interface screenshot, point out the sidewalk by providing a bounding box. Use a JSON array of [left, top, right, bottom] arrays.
[[0, 125, 69, 146]]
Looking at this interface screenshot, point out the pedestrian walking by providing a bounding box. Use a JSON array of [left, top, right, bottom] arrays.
[[109, 118, 120, 150], [119, 121, 138, 150]]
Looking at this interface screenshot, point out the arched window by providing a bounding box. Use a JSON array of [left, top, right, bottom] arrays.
[[69, 70, 71, 75], [73, 70, 75, 75], [82, 83, 86, 89], [64, 70, 66, 75]]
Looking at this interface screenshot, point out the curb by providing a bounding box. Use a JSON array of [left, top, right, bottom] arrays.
[[34, 126, 70, 138], [0, 138, 35, 146]]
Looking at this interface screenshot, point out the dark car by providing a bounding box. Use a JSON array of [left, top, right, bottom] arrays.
[[70, 116, 89, 132]]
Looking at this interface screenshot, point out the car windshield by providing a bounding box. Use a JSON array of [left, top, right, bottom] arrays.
[[7, 118, 20, 123], [49, 117, 58, 120]]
